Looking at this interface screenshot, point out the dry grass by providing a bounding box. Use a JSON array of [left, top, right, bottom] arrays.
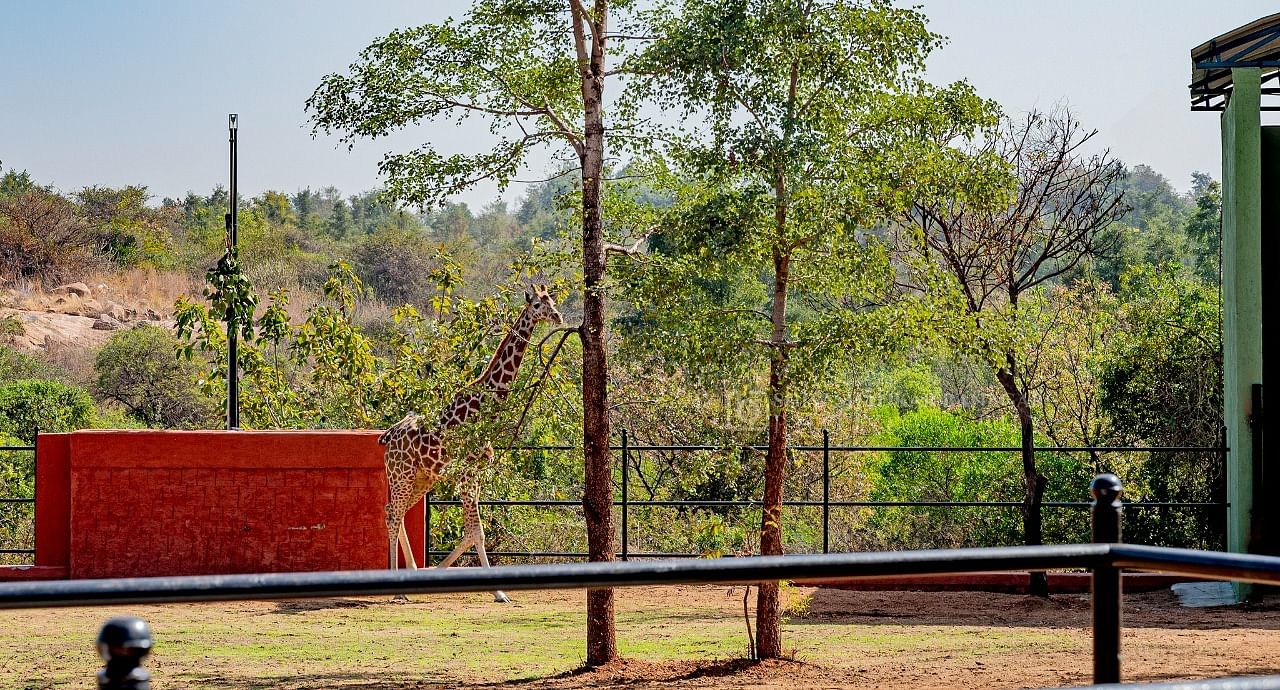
[[79, 267, 198, 313]]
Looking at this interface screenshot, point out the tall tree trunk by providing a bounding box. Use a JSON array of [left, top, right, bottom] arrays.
[[577, 0, 617, 666], [756, 354, 788, 659], [996, 365, 1049, 597], [756, 249, 790, 660]]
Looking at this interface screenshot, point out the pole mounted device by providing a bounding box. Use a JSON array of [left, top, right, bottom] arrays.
[[226, 114, 240, 430]]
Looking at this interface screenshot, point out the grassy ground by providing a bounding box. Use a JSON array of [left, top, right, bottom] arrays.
[[2, 585, 1278, 689]]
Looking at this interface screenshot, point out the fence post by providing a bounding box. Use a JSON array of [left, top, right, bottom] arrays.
[[621, 428, 629, 562], [95, 616, 152, 689], [32, 428, 38, 564], [424, 492, 432, 567], [822, 428, 830, 555], [1091, 473, 1123, 685]]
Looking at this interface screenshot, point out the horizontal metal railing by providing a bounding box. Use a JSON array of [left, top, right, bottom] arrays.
[[4, 543, 1279, 609]]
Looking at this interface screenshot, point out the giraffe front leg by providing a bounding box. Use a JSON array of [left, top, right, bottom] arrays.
[[385, 504, 412, 603], [398, 521, 418, 570]]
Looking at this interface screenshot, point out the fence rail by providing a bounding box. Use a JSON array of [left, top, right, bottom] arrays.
[[422, 431, 1228, 562]]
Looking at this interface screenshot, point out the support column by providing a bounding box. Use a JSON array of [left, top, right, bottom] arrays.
[[1221, 68, 1263, 597]]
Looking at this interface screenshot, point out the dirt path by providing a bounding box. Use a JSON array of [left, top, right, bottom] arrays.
[[2, 586, 1278, 689]]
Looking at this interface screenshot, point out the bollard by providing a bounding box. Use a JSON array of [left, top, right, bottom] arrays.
[[96, 616, 152, 689], [1091, 474, 1123, 685]]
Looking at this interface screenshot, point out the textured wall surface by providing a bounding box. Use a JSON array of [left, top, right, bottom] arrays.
[[34, 430, 422, 579]]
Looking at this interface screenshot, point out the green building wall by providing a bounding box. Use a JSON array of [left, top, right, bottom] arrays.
[[1221, 68, 1264, 592]]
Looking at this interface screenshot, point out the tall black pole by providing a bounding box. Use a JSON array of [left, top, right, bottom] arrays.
[[226, 114, 239, 430]]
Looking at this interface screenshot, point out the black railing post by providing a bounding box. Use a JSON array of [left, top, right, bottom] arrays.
[[621, 429, 629, 562], [96, 616, 152, 689], [1091, 473, 1123, 685], [822, 428, 830, 554], [424, 492, 432, 567]]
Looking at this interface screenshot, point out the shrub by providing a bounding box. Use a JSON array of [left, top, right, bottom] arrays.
[[1, 346, 68, 383], [865, 407, 1091, 549], [0, 379, 96, 442], [94, 325, 219, 429], [0, 189, 101, 281]]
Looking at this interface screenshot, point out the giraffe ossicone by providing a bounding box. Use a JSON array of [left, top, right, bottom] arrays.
[[379, 284, 565, 602]]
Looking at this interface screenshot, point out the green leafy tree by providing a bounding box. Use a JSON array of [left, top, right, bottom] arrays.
[[627, 0, 1000, 657], [0, 379, 96, 442], [1100, 264, 1223, 548], [93, 325, 220, 429], [1185, 172, 1222, 283], [306, 0, 646, 662], [75, 185, 179, 269]]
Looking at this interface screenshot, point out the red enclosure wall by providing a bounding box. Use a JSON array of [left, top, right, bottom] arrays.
[[33, 430, 423, 579]]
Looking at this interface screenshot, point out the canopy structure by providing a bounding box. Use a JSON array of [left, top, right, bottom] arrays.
[[1191, 12, 1280, 111]]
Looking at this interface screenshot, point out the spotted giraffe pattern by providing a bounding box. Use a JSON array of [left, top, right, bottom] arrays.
[[378, 285, 563, 601]]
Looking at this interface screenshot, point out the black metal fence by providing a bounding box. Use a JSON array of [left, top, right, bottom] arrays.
[[0, 440, 36, 561], [0, 432, 1228, 565], [422, 430, 1229, 562], [0, 475, 1277, 687]]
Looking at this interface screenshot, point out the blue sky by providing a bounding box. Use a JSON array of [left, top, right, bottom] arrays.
[[0, 1, 1275, 208]]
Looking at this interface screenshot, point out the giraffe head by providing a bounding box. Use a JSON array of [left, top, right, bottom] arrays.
[[524, 284, 564, 325]]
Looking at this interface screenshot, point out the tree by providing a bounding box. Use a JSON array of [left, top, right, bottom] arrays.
[[902, 108, 1127, 595], [1099, 264, 1223, 548], [306, 0, 642, 663], [0, 188, 97, 281], [75, 185, 179, 269], [0, 379, 96, 442], [628, 0, 1000, 656], [1032, 280, 1117, 474], [94, 325, 220, 429], [1185, 172, 1222, 283]]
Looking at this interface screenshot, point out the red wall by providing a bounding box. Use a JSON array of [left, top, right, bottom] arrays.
[[33, 430, 423, 579]]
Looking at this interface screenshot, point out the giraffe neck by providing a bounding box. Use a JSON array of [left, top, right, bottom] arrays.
[[480, 306, 537, 395], [437, 305, 536, 430]]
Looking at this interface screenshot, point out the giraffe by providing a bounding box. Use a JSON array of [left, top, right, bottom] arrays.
[[378, 284, 564, 602]]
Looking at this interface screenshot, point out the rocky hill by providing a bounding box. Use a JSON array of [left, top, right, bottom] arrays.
[[1, 282, 170, 353]]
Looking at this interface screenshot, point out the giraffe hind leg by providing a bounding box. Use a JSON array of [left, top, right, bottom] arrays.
[[459, 456, 510, 603]]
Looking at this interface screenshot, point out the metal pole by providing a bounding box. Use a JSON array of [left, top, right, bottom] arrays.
[[822, 429, 831, 554], [30, 428, 37, 565], [225, 114, 240, 430], [424, 492, 432, 567], [621, 429, 629, 562], [1091, 473, 1123, 684]]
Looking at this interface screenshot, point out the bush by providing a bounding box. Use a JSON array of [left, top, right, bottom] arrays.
[[865, 407, 1091, 549], [94, 325, 219, 429], [0, 379, 96, 442], [0, 346, 68, 383], [0, 189, 101, 281], [350, 229, 448, 306]]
